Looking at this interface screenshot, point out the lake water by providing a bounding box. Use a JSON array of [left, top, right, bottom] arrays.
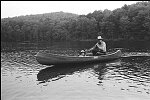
[[1, 40, 150, 100]]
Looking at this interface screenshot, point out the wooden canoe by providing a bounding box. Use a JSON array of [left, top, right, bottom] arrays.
[[36, 50, 121, 65]]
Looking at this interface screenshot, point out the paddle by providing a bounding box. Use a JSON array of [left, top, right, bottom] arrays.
[[120, 52, 150, 58], [121, 55, 150, 58]]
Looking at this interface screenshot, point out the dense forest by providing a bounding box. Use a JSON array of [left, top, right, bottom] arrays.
[[1, 1, 150, 43]]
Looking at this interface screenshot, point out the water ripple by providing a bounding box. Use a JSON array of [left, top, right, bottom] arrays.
[[1, 49, 150, 100]]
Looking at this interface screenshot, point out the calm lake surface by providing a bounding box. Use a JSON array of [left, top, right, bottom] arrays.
[[1, 40, 150, 100]]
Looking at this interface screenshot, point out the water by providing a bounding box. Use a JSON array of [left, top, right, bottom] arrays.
[[1, 40, 150, 100]]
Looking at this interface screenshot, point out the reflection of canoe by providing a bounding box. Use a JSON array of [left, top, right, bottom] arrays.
[[36, 50, 121, 65], [37, 65, 92, 82]]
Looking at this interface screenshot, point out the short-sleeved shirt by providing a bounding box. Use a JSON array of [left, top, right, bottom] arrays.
[[96, 41, 106, 52]]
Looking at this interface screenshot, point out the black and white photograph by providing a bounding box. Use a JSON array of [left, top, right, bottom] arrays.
[[1, 1, 150, 100]]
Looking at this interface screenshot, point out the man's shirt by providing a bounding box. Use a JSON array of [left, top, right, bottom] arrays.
[[95, 41, 106, 52]]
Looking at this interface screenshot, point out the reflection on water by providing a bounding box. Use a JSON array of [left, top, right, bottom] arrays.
[[1, 41, 150, 100], [37, 65, 91, 82], [37, 57, 150, 95], [37, 61, 111, 83]]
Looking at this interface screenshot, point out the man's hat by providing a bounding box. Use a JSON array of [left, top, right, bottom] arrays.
[[97, 36, 103, 40]]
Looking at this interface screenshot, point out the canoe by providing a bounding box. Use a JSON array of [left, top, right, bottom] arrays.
[[36, 50, 122, 65]]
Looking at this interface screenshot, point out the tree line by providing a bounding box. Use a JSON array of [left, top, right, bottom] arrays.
[[1, 1, 150, 43]]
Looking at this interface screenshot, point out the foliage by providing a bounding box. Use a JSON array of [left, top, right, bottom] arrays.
[[1, 2, 150, 42]]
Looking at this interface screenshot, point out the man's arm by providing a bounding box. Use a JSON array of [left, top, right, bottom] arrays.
[[87, 44, 96, 52], [101, 42, 106, 52], [96, 42, 106, 52]]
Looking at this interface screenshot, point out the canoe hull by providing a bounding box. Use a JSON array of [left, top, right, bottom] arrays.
[[36, 50, 121, 65]]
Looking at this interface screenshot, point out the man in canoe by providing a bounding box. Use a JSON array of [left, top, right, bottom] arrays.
[[86, 36, 106, 56]]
